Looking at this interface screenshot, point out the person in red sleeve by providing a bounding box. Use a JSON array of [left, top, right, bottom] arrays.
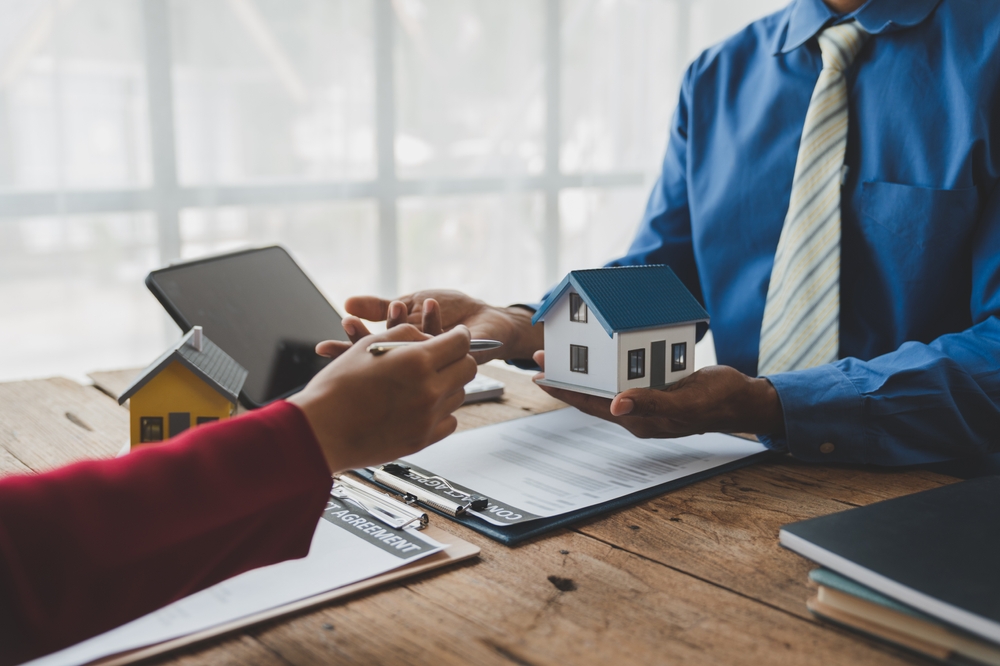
[[0, 309, 477, 666]]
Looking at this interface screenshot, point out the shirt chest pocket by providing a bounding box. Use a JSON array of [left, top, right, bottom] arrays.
[[858, 180, 979, 285]]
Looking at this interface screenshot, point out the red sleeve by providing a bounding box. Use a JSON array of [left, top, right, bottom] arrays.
[[0, 400, 332, 666]]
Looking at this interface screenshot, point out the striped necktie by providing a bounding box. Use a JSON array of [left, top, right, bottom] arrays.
[[758, 21, 870, 375]]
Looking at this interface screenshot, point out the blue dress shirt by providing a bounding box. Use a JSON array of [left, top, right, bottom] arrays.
[[609, 0, 1000, 465]]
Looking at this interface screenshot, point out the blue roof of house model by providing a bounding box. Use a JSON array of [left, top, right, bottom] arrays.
[[531, 265, 709, 336]]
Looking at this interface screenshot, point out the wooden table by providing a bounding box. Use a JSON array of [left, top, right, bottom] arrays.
[[0, 365, 954, 666]]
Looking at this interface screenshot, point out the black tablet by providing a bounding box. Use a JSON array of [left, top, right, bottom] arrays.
[[146, 246, 350, 408]]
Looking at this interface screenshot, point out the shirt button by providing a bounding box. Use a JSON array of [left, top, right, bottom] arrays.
[[819, 442, 835, 454]]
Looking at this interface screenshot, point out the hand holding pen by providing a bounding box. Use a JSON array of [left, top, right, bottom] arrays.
[[336, 294, 534, 364], [291, 323, 477, 472], [316, 298, 502, 361]]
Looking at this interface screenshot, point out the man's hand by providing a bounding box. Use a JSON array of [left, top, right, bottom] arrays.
[[532, 350, 785, 439], [289, 324, 477, 473], [344, 291, 542, 363]]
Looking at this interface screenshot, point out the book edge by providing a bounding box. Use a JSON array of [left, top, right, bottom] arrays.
[[807, 596, 955, 662], [780, 528, 1000, 644], [818, 586, 1000, 664]]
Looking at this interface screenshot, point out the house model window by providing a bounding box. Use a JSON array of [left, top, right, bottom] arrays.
[[570, 344, 589, 373], [628, 349, 645, 379], [140, 416, 164, 443], [569, 293, 588, 322], [672, 342, 687, 372]]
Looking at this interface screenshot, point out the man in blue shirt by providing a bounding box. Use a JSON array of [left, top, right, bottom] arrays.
[[345, 0, 1000, 467]]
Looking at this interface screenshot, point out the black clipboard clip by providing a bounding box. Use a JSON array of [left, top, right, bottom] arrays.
[[373, 463, 489, 517]]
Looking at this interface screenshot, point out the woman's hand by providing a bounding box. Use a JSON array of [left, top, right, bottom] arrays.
[[289, 323, 476, 473]]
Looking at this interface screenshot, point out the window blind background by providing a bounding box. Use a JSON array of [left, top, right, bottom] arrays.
[[0, 0, 785, 382]]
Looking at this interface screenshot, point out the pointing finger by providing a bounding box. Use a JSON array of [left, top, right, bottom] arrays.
[[341, 316, 372, 344], [368, 323, 429, 344], [421, 298, 444, 336], [344, 295, 393, 321], [315, 340, 351, 358], [387, 300, 409, 329]]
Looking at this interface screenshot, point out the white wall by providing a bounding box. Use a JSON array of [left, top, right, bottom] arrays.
[[617, 323, 697, 392], [542, 288, 617, 394]]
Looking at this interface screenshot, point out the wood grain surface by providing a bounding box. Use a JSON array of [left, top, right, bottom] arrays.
[[88, 368, 142, 402], [3, 365, 953, 665], [0, 377, 128, 475]]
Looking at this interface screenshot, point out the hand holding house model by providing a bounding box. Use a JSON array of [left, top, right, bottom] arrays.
[[532, 265, 709, 399]]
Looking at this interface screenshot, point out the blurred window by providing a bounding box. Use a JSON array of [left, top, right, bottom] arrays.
[[0, 0, 785, 381]]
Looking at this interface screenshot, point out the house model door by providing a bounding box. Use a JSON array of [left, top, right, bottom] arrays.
[[650, 341, 666, 387]]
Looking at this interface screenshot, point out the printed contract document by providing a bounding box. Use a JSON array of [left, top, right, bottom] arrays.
[[400, 408, 768, 526], [28, 496, 444, 666]]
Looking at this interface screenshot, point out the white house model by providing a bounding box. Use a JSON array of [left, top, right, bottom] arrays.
[[532, 265, 710, 398]]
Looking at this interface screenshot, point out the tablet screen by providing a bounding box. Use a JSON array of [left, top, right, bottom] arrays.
[[146, 246, 349, 407]]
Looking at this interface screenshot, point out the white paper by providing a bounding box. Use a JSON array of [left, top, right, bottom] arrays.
[[401, 408, 767, 526], [27, 498, 443, 666]]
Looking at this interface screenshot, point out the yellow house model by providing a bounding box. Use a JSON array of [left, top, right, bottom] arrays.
[[118, 326, 248, 449]]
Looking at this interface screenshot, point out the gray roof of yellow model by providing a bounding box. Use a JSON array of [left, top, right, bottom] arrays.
[[532, 265, 710, 336], [118, 327, 248, 405]]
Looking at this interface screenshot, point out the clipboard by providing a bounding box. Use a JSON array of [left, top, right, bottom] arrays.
[[90, 526, 478, 666], [354, 447, 777, 546], [83, 479, 480, 666]]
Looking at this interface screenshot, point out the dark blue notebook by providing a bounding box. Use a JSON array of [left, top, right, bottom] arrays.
[[780, 476, 1000, 645], [354, 449, 776, 546]]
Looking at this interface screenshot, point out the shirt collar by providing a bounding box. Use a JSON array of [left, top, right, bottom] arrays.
[[773, 0, 942, 55]]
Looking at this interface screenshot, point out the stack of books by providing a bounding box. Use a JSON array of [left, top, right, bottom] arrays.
[[805, 568, 1000, 664], [780, 476, 1000, 666]]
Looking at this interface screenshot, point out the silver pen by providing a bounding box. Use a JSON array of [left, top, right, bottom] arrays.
[[367, 339, 503, 355]]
